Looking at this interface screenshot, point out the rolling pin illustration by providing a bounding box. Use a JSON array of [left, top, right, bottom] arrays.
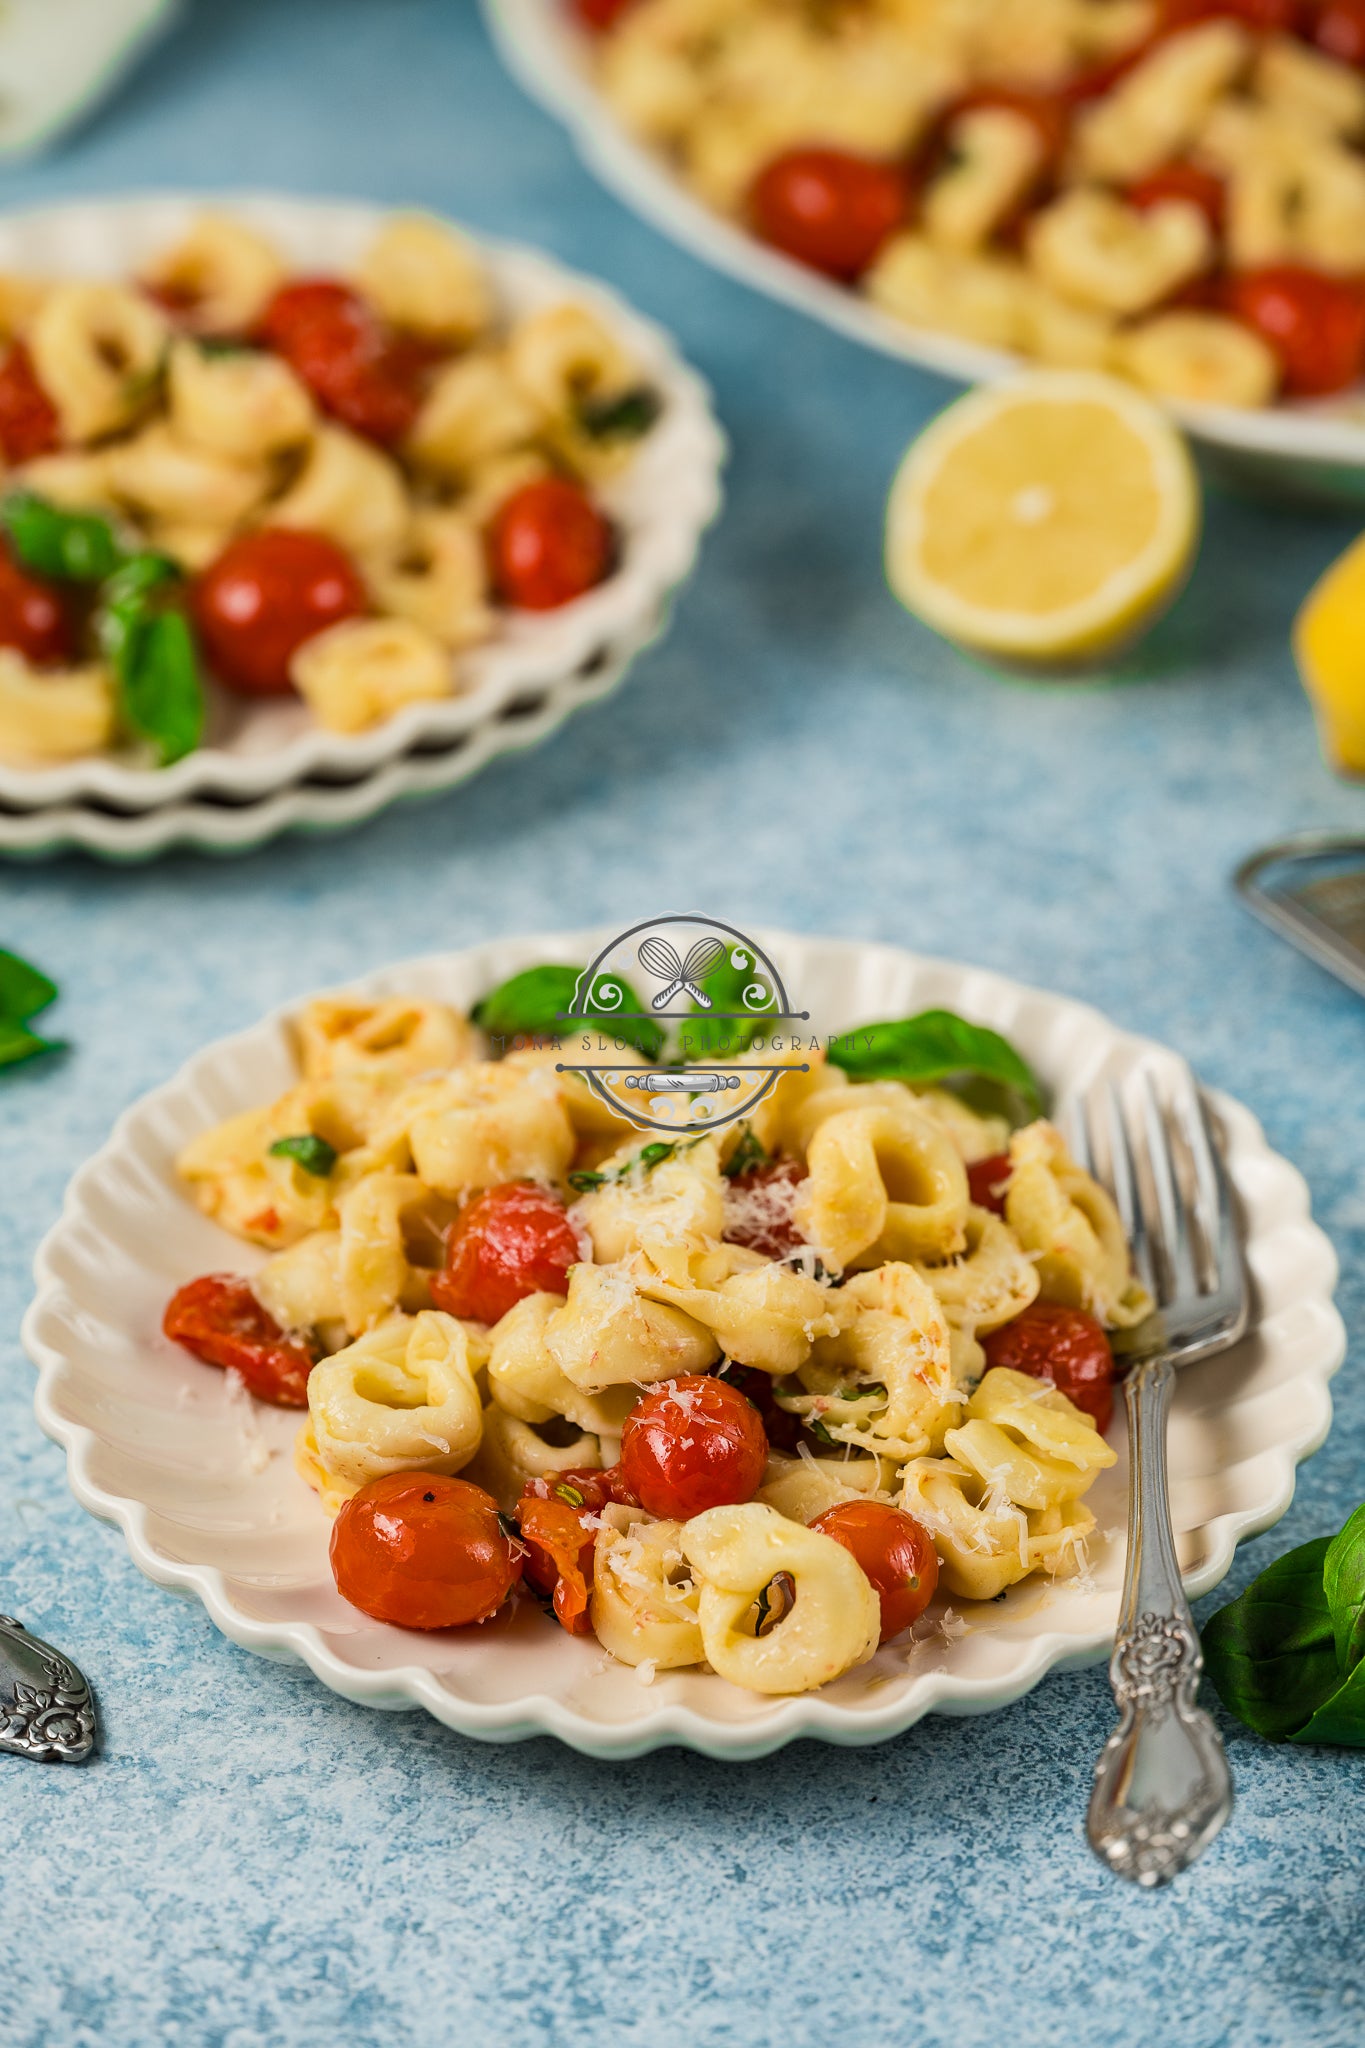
[[622, 1072, 742, 1092]]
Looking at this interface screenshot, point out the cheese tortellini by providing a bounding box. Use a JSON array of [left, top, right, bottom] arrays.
[[170, 977, 1145, 1698]]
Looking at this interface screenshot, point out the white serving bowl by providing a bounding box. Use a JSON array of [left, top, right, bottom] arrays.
[[24, 929, 1344, 1757]]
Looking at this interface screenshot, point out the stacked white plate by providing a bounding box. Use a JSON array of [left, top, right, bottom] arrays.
[[0, 195, 725, 859]]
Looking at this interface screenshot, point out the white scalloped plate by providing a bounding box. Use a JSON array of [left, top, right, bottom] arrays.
[[483, 0, 1365, 491], [0, 608, 664, 861], [0, 193, 724, 813], [24, 931, 1344, 1757]]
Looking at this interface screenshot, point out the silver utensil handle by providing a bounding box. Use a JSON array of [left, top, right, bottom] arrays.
[[1086, 1357, 1233, 1888], [0, 1613, 97, 1763]]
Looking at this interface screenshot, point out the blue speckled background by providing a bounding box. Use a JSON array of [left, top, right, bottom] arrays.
[[2, 3, 1365, 2043]]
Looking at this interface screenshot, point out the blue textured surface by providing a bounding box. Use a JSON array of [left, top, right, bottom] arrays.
[[3, 3, 1365, 2043]]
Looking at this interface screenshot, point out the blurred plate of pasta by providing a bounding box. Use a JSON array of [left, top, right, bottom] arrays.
[[0, 604, 664, 860], [0, 193, 723, 815], [24, 930, 1344, 1756], [484, 0, 1365, 496]]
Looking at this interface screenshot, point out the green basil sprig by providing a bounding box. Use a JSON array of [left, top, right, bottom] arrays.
[[268, 1134, 338, 1178], [568, 1137, 688, 1195], [1, 492, 124, 583], [828, 1008, 1044, 1120], [723, 1127, 768, 1179], [577, 385, 662, 443], [1203, 1503, 1365, 1745], [97, 551, 205, 766], [472, 963, 664, 1061], [0, 946, 63, 1069]]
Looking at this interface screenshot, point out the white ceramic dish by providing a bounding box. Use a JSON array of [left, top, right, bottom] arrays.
[[0, 609, 663, 862], [484, 0, 1365, 495], [0, 193, 724, 813], [0, 0, 177, 159], [25, 930, 1344, 1757]]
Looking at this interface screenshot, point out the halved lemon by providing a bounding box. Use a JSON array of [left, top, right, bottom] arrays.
[[885, 372, 1200, 667]]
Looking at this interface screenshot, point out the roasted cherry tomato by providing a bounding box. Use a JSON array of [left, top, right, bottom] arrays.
[[429, 1181, 582, 1325], [487, 477, 614, 611], [163, 1273, 319, 1407], [722, 1156, 809, 1260], [1126, 161, 1226, 232], [981, 1301, 1117, 1432], [1226, 266, 1365, 396], [620, 1374, 769, 1521], [809, 1499, 939, 1641], [573, 0, 637, 24], [192, 528, 367, 696], [331, 1472, 522, 1629], [966, 1152, 1012, 1218], [258, 277, 430, 444], [513, 1475, 609, 1635], [1314, 0, 1365, 65], [0, 341, 60, 464], [749, 147, 907, 280], [0, 547, 75, 666]]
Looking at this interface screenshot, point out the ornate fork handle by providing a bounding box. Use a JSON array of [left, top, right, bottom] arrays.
[[1087, 1358, 1233, 1888], [0, 1613, 97, 1764]]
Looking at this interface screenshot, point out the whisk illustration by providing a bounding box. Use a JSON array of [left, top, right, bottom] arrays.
[[637, 934, 726, 1009]]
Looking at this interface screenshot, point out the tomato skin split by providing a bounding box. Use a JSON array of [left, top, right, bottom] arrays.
[[162, 1273, 319, 1407]]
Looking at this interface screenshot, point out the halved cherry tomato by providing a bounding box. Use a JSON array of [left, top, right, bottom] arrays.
[[809, 1500, 939, 1641], [573, 0, 636, 24], [0, 547, 75, 666], [513, 1479, 604, 1635], [1225, 266, 1365, 396], [749, 148, 908, 280], [257, 277, 431, 444], [192, 528, 367, 696], [429, 1181, 582, 1325], [981, 1301, 1117, 1432], [163, 1273, 319, 1407], [1126, 161, 1226, 232], [722, 1156, 808, 1260], [487, 477, 614, 611], [1314, 0, 1365, 65], [0, 342, 59, 463], [331, 1472, 522, 1629], [966, 1152, 1012, 1218], [620, 1375, 769, 1520]]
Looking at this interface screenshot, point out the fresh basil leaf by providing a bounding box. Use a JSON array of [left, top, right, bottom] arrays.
[[577, 385, 662, 442], [552, 1482, 585, 1509], [828, 1009, 1044, 1119], [115, 608, 204, 766], [268, 1134, 337, 1177], [1202, 1538, 1338, 1741], [1292, 1655, 1365, 1747], [723, 1127, 768, 1179], [567, 1169, 606, 1194], [471, 963, 664, 1060], [2, 491, 123, 582], [681, 945, 779, 1058], [807, 1417, 837, 1447], [1324, 1502, 1365, 1676], [0, 1017, 62, 1068], [496, 1511, 522, 1545], [0, 947, 57, 1022]]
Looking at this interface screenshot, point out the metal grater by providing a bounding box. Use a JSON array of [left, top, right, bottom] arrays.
[[1235, 831, 1365, 999]]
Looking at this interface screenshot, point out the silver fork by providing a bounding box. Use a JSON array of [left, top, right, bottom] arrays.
[[1063, 1063, 1248, 1889]]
